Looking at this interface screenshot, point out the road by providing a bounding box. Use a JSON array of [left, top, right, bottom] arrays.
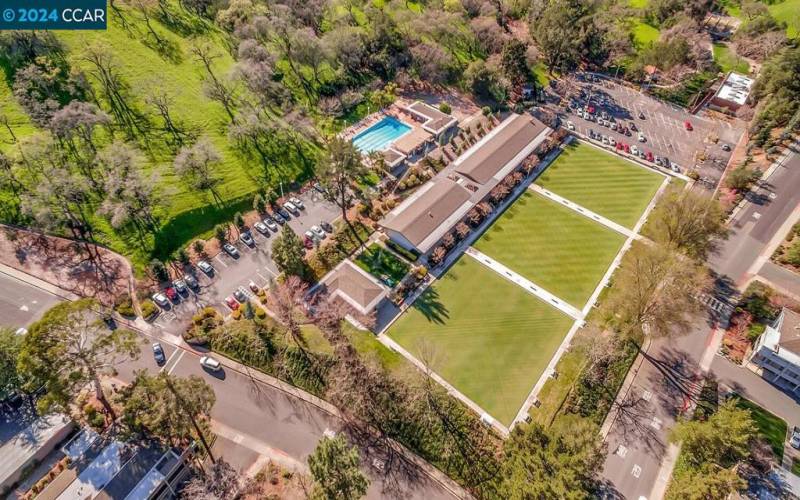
[[0, 273, 63, 329], [113, 331, 460, 500], [709, 142, 800, 286], [600, 302, 727, 499]]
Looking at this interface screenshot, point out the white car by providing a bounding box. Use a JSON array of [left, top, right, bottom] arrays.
[[289, 196, 305, 210], [304, 230, 319, 242], [630, 145, 639, 155], [602, 136, 609, 145], [197, 260, 214, 275], [790, 426, 800, 449], [638, 132, 646, 142], [200, 356, 221, 372], [609, 137, 616, 147], [283, 202, 299, 215], [310, 225, 326, 240], [566, 121, 575, 131], [254, 221, 269, 235], [151, 293, 169, 308], [262, 217, 278, 231]]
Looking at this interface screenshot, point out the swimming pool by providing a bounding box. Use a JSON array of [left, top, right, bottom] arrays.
[[352, 117, 412, 153]]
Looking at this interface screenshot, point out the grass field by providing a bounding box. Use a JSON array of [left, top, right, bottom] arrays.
[[734, 397, 787, 459], [388, 257, 575, 426], [535, 142, 664, 229], [767, 0, 800, 38], [474, 191, 626, 307], [632, 21, 660, 48], [713, 43, 751, 74]]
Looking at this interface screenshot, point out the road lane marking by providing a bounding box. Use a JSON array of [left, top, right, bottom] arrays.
[[167, 350, 186, 375], [632, 464, 642, 478], [160, 347, 181, 373], [616, 445, 628, 457]]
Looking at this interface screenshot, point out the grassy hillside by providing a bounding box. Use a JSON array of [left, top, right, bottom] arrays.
[[2, 3, 315, 267]]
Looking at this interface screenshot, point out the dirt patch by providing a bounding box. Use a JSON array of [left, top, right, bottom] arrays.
[[0, 225, 133, 306]]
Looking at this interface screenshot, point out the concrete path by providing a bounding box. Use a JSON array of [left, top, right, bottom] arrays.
[[528, 184, 638, 239], [464, 247, 584, 320]]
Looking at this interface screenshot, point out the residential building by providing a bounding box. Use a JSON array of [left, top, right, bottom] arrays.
[[308, 259, 390, 316], [748, 307, 800, 396]]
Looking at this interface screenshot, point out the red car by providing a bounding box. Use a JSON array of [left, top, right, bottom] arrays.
[[624, 143, 631, 153], [164, 287, 178, 301], [646, 151, 654, 162], [684, 120, 693, 131], [303, 236, 314, 249], [586, 105, 595, 114], [225, 296, 240, 310]]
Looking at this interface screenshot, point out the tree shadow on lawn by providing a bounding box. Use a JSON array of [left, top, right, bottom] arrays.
[[411, 288, 449, 325]]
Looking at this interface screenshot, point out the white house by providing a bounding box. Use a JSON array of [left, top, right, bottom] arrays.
[[748, 307, 800, 396]]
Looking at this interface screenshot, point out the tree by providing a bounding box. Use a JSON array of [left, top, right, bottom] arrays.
[[666, 463, 745, 500], [725, 164, 761, 191], [465, 60, 509, 104], [17, 299, 139, 419], [0, 328, 24, 401], [500, 39, 530, 87], [599, 242, 707, 342], [117, 371, 216, 458], [317, 137, 369, 249], [647, 185, 727, 260], [179, 459, 251, 499], [500, 415, 604, 498], [530, 0, 582, 73], [174, 138, 224, 205], [670, 400, 755, 468], [271, 226, 307, 277], [192, 44, 238, 122], [308, 435, 369, 500]]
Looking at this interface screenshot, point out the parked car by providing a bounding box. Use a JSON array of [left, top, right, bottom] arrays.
[[254, 221, 269, 235], [646, 151, 654, 162], [637, 132, 646, 142], [233, 286, 248, 303], [310, 225, 326, 240], [566, 121, 575, 131], [152, 343, 166, 364], [184, 274, 199, 289], [277, 207, 291, 220], [790, 426, 800, 449], [283, 202, 299, 215], [320, 221, 334, 233], [200, 356, 221, 372], [225, 296, 240, 310], [684, 120, 693, 131], [303, 236, 314, 249], [289, 196, 304, 209], [248, 280, 260, 293], [671, 162, 681, 173], [164, 287, 178, 302], [240, 230, 255, 246], [197, 260, 214, 275], [638, 111, 645, 119], [721, 143, 731, 152], [655, 156, 663, 166], [611, 122, 618, 131], [304, 230, 319, 243], [223, 243, 239, 258], [152, 293, 169, 308], [623, 143, 631, 153], [173, 279, 187, 294], [263, 216, 278, 231], [313, 182, 326, 194], [630, 145, 639, 155], [602, 136, 609, 145], [629, 122, 637, 131], [273, 212, 287, 224], [609, 137, 616, 147]]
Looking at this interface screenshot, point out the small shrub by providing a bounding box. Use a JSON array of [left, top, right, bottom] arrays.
[[89, 412, 105, 429], [83, 403, 96, 417], [439, 102, 452, 114], [140, 299, 158, 320], [231, 309, 242, 320], [256, 307, 267, 319], [113, 293, 135, 318]]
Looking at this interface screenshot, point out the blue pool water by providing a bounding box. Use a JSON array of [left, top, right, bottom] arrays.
[[352, 117, 412, 153]]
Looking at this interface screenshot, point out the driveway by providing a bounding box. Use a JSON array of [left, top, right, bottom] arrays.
[[149, 190, 340, 337]]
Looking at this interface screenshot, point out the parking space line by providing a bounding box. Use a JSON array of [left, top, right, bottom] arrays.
[[167, 350, 186, 375], [213, 255, 229, 268], [160, 348, 181, 373]]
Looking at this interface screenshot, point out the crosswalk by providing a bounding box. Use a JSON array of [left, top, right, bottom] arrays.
[[697, 293, 734, 315]]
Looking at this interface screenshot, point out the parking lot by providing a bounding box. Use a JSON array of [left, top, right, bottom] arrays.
[[149, 189, 340, 336], [546, 73, 746, 190]]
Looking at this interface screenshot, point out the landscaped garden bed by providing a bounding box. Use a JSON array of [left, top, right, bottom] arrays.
[[354, 243, 410, 286]]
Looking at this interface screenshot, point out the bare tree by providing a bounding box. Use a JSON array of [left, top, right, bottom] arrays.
[[174, 138, 224, 204], [192, 44, 238, 122]]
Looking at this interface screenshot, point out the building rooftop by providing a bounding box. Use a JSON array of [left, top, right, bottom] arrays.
[[381, 178, 473, 253], [406, 101, 458, 135], [318, 260, 389, 315], [715, 72, 754, 106], [454, 114, 550, 185], [778, 308, 800, 356]]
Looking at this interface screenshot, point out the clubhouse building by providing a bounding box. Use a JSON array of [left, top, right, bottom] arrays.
[[380, 113, 552, 255]]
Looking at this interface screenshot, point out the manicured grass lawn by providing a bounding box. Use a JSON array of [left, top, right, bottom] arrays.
[[535, 142, 665, 229], [632, 21, 660, 48], [354, 243, 410, 285], [768, 0, 800, 38], [713, 43, 750, 74], [389, 257, 575, 426], [475, 191, 626, 307], [629, 0, 649, 7], [734, 397, 787, 459]]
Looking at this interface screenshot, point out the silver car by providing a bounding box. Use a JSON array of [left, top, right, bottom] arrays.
[[289, 196, 305, 210]]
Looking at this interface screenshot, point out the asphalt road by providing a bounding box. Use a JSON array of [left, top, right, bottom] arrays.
[[600, 303, 726, 499], [708, 142, 800, 285], [0, 272, 63, 329], [113, 331, 458, 500]]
